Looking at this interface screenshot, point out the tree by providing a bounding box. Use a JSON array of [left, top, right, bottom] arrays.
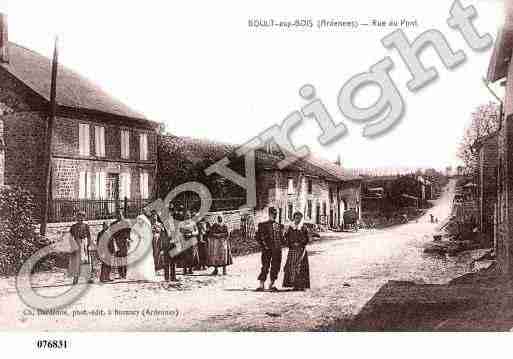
[[457, 102, 500, 170], [0, 186, 52, 275]]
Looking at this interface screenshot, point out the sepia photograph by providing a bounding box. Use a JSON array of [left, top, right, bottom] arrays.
[[0, 0, 511, 356]]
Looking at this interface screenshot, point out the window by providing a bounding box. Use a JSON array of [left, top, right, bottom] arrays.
[[121, 130, 130, 159], [287, 177, 294, 195], [139, 133, 148, 161], [140, 171, 149, 199], [288, 202, 293, 221], [329, 188, 334, 203], [94, 172, 106, 199], [307, 179, 312, 194], [79, 123, 90, 156], [322, 201, 327, 216], [78, 171, 92, 199], [120, 172, 131, 199], [307, 200, 312, 219], [94, 126, 105, 157]]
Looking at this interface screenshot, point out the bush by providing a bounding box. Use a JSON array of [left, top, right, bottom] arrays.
[[229, 229, 260, 257], [0, 186, 52, 276]]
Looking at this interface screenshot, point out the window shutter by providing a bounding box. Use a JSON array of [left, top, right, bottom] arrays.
[[140, 172, 149, 199], [95, 126, 105, 157], [121, 130, 130, 159], [79, 124, 90, 156], [95, 172, 106, 199], [95, 172, 107, 199], [120, 173, 131, 200], [95, 172, 100, 199], [101, 127, 105, 156], [100, 172, 107, 199], [140, 133, 148, 161], [126, 173, 131, 199], [78, 171, 86, 199], [86, 172, 92, 199]]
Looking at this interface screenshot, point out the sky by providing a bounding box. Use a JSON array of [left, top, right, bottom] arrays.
[[0, 0, 506, 171]]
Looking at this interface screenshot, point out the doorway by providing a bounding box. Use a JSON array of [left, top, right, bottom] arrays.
[[106, 173, 120, 215]]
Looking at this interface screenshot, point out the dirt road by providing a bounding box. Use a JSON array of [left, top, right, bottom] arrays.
[[1, 180, 477, 331]]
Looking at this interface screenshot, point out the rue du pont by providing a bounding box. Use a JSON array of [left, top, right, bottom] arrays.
[[371, 18, 419, 28]]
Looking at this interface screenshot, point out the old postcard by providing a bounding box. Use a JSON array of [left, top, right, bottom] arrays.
[[0, 0, 510, 356]]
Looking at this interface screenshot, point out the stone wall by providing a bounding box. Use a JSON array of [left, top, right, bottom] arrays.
[[496, 113, 513, 274], [203, 208, 255, 233], [478, 135, 498, 242], [44, 208, 257, 245], [0, 117, 4, 186], [2, 111, 47, 216]]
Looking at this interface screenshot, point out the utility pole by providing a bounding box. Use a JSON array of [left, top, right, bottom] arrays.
[[40, 37, 58, 236]]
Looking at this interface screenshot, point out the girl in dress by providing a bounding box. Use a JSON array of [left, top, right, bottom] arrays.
[[178, 211, 200, 275], [282, 211, 310, 290]]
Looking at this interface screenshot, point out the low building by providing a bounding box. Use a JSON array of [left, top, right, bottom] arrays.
[[361, 174, 427, 213], [157, 136, 362, 232]]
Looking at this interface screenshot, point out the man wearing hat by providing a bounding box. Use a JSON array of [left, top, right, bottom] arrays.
[[256, 207, 284, 291]]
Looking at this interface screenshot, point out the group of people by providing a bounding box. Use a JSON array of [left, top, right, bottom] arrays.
[[67, 205, 312, 292], [67, 207, 234, 284]]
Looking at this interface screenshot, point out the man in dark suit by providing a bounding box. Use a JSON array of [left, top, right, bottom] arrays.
[[98, 221, 114, 283], [159, 227, 177, 282], [256, 207, 284, 292]]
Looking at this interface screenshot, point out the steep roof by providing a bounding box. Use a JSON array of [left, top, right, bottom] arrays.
[[0, 42, 151, 122], [304, 155, 360, 181], [488, 9, 513, 82], [158, 135, 361, 182]]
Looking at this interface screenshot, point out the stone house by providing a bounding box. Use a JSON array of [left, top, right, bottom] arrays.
[[157, 136, 362, 233], [0, 14, 159, 225], [487, 3, 513, 274], [254, 149, 362, 227]]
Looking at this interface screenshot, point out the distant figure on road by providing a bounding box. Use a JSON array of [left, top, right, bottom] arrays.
[[282, 212, 310, 291], [256, 207, 284, 292]]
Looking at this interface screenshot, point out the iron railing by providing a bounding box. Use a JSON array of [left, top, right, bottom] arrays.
[[49, 198, 152, 222]]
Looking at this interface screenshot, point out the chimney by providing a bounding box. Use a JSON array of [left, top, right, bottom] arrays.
[[335, 154, 342, 167], [0, 14, 8, 63]]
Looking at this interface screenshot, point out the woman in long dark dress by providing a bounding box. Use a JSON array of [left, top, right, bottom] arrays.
[[206, 216, 232, 275], [282, 211, 310, 290], [197, 220, 210, 270]]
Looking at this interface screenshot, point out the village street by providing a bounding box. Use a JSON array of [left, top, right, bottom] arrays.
[[0, 179, 477, 331]]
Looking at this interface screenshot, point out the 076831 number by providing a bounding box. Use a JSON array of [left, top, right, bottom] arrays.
[[36, 340, 68, 349]]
